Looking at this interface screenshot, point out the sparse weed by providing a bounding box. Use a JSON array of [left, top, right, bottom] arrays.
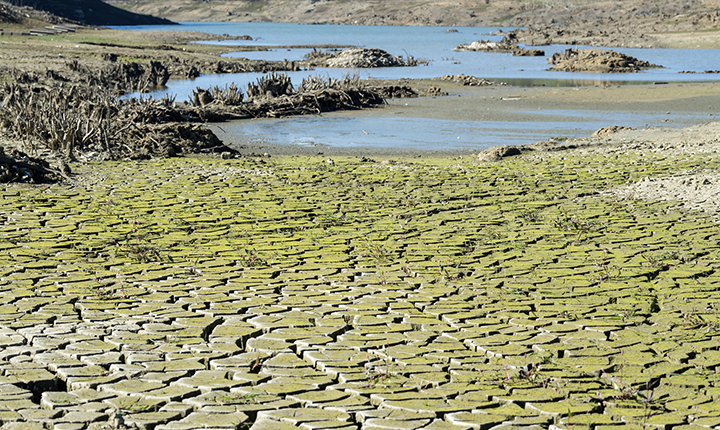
[[114, 219, 174, 263], [593, 256, 620, 282], [642, 250, 685, 270], [360, 236, 391, 266], [400, 261, 415, 277], [681, 306, 720, 333], [594, 370, 639, 402], [250, 354, 268, 373], [183, 259, 202, 276], [552, 207, 600, 240], [359, 235, 393, 284], [436, 259, 463, 282], [217, 392, 259, 405], [641, 253, 670, 270], [364, 347, 394, 387], [236, 246, 275, 267], [503, 350, 553, 388]]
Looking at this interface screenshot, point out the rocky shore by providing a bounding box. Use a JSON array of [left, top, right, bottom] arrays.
[[546, 48, 663, 73]]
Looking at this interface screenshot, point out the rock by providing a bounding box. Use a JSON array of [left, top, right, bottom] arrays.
[[592, 126, 635, 137], [310, 48, 425, 68], [455, 39, 505, 52], [454, 35, 544, 56], [476, 146, 522, 162], [372, 85, 418, 98], [423, 86, 448, 96], [547, 48, 662, 73], [436, 74, 506, 87]]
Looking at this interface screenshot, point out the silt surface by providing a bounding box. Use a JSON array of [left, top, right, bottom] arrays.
[[1, 146, 720, 429]]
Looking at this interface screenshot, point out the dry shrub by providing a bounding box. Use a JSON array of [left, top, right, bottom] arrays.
[[246, 72, 294, 100], [298, 74, 362, 92], [189, 83, 244, 107], [0, 69, 383, 162], [0, 83, 116, 158]]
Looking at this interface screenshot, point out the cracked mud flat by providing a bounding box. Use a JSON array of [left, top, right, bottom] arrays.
[[528, 121, 720, 216], [2, 128, 720, 429]]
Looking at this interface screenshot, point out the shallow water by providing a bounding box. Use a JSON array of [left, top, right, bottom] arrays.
[[211, 116, 586, 153], [210, 106, 715, 154], [114, 22, 720, 152], [116, 21, 720, 84]]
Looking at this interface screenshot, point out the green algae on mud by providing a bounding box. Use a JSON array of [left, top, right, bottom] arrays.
[[2, 152, 720, 428]]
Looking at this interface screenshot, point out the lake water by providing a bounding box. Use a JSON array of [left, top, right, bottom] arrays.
[[114, 22, 720, 153], [207, 106, 715, 154]]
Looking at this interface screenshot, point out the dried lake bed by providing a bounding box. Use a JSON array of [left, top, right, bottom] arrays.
[[2, 143, 720, 429], [2, 19, 720, 430]]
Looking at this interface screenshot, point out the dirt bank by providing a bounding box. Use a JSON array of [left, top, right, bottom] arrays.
[[215, 79, 720, 149], [0, 0, 172, 26]]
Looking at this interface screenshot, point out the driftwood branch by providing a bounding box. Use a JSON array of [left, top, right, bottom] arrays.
[[0, 154, 74, 183]]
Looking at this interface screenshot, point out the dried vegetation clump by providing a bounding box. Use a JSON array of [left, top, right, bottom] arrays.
[[0, 147, 66, 183], [0, 63, 385, 173], [0, 81, 228, 163], [186, 73, 385, 118], [547, 48, 663, 73], [454, 34, 545, 57], [65, 59, 170, 94]]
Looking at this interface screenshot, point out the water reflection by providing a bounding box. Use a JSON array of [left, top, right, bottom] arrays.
[[211, 109, 714, 154]]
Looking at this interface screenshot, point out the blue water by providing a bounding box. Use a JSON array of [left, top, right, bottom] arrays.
[[211, 116, 592, 152], [208, 108, 716, 154], [115, 22, 720, 83], [113, 22, 720, 152]]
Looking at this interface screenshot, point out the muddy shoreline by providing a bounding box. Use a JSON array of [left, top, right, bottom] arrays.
[[217, 79, 720, 157]]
